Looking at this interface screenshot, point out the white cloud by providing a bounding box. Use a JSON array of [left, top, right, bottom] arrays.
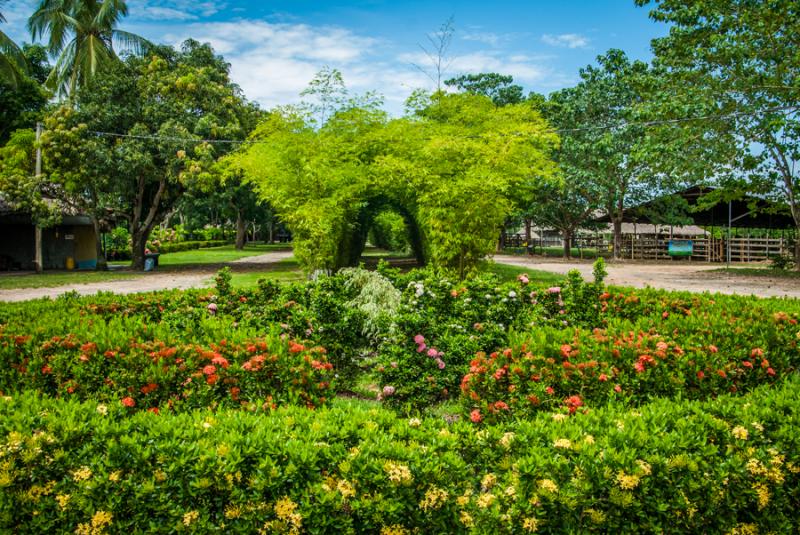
[[461, 31, 501, 46], [541, 33, 590, 49], [138, 7, 198, 21], [129, 0, 222, 20]]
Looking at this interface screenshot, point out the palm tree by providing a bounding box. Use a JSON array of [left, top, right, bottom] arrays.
[[0, 0, 28, 87], [28, 0, 149, 95]]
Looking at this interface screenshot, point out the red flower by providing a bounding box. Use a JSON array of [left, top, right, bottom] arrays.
[[751, 348, 764, 358], [203, 365, 217, 375], [662, 311, 669, 319], [708, 345, 718, 353], [560, 345, 572, 359], [121, 397, 135, 408], [41, 365, 52, 375], [767, 367, 776, 376], [545, 386, 555, 395], [717, 370, 727, 378], [148, 407, 159, 414], [206, 374, 219, 385], [211, 356, 230, 368], [614, 384, 622, 393], [470, 409, 482, 423], [288, 341, 306, 353], [697, 370, 705, 380], [742, 360, 753, 369], [493, 401, 510, 410], [239, 296, 247, 303], [634, 362, 645, 373], [598, 373, 609, 382]]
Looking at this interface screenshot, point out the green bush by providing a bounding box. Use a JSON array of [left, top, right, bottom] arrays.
[[1, 378, 798, 533]]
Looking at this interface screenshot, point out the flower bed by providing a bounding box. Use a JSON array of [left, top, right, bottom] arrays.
[[1, 378, 798, 533], [0, 329, 334, 412]]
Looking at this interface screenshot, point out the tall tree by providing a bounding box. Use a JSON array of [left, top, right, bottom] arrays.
[[0, 0, 27, 86], [0, 44, 51, 143], [28, 0, 148, 95], [444, 73, 524, 106], [38, 40, 259, 269], [548, 50, 655, 259], [637, 0, 800, 264]]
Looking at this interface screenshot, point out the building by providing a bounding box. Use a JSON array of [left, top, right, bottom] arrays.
[[0, 200, 97, 270]]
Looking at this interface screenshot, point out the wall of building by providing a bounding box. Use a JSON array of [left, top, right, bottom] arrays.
[[0, 224, 36, 270]]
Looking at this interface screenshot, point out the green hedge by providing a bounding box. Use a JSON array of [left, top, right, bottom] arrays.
[[155, 240, 230, 254], [1, 378, 798, 533]]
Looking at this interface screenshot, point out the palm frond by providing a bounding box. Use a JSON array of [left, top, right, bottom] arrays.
[[112, 29, 150, 56]]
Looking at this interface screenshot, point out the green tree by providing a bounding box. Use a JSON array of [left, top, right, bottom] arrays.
[[444, 73, 524, 106], [39, 40, 258, 269], [0, 0, 27, 87], [28, 0, 148, 95], [547, 50, 655, 259], [0, 129, 59, 226], [637, 0, 800, 263], [0, 44, 51, 143]]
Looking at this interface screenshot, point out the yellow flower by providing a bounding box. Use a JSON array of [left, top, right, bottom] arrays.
[[383, 461, 413, 485], [72, 466, 92, 482], [481, 473, 497, 490], [225, 504, 243, 519], [636, 460, 652, 476], [337, 478, 356, 499], [91, 511, 113, 529], [537, 479, 558, 494], [584, 434, 595, 445], [459, 512, 474, 528], [551, 413, 567, 422], [419, 486, 448, 511], [476, 492, 495, 508], [56, 494, 71, 509], [753, 482, 770, 510], [182, 511, 199, 526], [522, 517, 539, 532], [499, 432, 515, 449], [275, 496, 299, 521], [553, 438, 572, 449], [408, 417, 421, 428], [726, 523, 759, 535], [108, 471, 121, 483], [380, 525, 409, 535], [751, 422, 764, 433], [616, 470, 640, 490], [96, 404, 108, 415], [504, 485, 517, 499], [732, 426, 748, 440]]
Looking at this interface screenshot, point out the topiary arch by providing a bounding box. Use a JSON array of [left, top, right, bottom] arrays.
[[233, 92, 559, 277]]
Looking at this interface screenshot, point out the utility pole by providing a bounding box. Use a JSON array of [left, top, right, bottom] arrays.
[[34, 122, 43, 273]]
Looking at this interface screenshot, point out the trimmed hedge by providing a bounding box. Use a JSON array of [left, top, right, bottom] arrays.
[[154, 240, 230, 254], [1, 378, 799, 533]]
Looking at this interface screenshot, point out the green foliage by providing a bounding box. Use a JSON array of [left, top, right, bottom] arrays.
[[214, 266, 233, 297], [444, 72, 524, 106], [0, 44, 51, 143], [369, 210, 409, 252], [236, 77, 558, 276], [1, 379, 799, 533]]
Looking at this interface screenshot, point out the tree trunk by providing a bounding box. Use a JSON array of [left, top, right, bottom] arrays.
[[612, 216, 623, 260], [91, 217, 108, 271], [563, 229, 573, 259], [524, 219, 532, 244], [131, 230, 147, 270], [235, 210, 246, 250]]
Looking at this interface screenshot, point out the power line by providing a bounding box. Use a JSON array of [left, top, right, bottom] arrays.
[[83, 104, 800, 145]]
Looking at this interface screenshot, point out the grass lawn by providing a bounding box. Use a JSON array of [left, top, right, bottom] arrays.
[[489, 262, 564, 285], [228, 259, 305, 287], [503, 246, 611, 259], [0, 271, 143, 290], [108, 243, 291, 269]]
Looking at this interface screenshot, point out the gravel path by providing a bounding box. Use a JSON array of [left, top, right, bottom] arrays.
[[495, 255, 800, 299], [0, 250, 295, 303]]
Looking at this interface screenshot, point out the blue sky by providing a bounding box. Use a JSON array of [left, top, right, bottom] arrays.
[[3, 0, 669, 114]]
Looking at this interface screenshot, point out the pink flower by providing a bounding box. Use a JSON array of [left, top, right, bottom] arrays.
[[382, 385, 396, 397], [634, 362, 645, 373], [436, 358, 445, 370], [202, 365, 216, 376], [614, 384, 622, 393], [417, 344, 427, 353], [470, 409, 482, 423], [414, 334, 425, 345], [518, 274, 529, 284], [494, 401, 509, 410], [211, 356, 229, 368], [207, 303, 218, 315], [547, 287, 561, 294], [427, 348, 439, 358], [390, 361, 398, 368], [598, 373, 609, 382]]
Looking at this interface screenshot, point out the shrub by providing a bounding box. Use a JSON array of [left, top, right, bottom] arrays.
[[0, 378, 798, 533]]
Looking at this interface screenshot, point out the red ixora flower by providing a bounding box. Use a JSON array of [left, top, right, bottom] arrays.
[[121, 397, 135, 408], [545, 386, 555, 395], [697, 370, 705, 380], [493, 400, 510, 411], [598, 373, 609, 382], [614, 384, 622, 393], [203, 365, 217, 376], [211, 355, 229, 368], [470, 409, 482, 423], [564, 395, 583, 414]]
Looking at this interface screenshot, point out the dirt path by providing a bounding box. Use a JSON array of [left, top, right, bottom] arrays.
[[495, 255, 800, 299], [0, 250, 295, 303]]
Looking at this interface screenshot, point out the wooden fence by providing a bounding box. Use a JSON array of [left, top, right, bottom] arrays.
[[504, 233, 790, 262]]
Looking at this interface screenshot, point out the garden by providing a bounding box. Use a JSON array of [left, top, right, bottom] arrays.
[[0, 261, 798, 533]]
